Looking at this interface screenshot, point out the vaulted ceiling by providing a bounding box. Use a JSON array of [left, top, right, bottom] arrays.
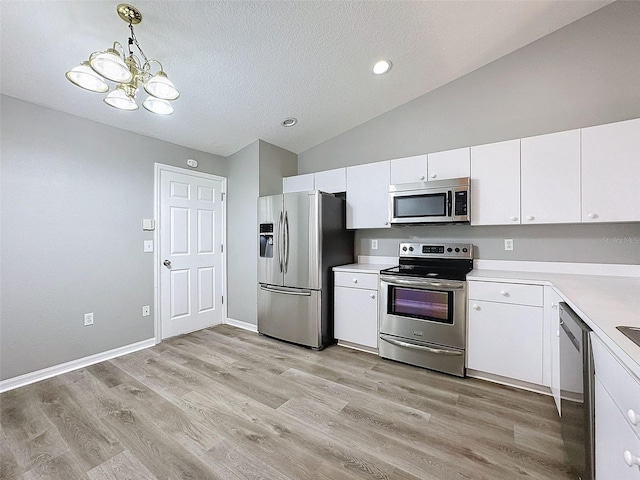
[[0, 1, 611, 156]]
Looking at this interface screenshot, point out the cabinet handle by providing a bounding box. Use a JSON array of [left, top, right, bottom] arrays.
[[623, 450, 640, 468], [352, 278, 358, 283], [628, 409, 639, 426], [551, 302, 557, 308], [526, 215, 534, 221], [419, 175, 425, 181], [384, 221, 389, 225], [472, 304, 480, 310], [370, 293, 375, 299], [510, 216, 518, 222], [587, 213, 598, 219], [430, 173, 437, 179], [500, 290, 509, 296]]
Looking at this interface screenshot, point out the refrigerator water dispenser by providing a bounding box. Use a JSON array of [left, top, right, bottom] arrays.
[[259, 223, 273, 258]]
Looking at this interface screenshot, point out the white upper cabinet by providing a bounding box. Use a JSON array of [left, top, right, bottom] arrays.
[[314, 167, 346, 193], [346, 161, 391, 229], [581, 118, 640, 223], [389, 154, 428, 184], [427, 147, 470, 181], [521, 129, 581, 224], [470, 139, 521, 226], [283, 173, 314, 193]]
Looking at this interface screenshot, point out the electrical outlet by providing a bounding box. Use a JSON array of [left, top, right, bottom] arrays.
[[504, 239, 514, 251], [371, 239, 378, 250], [142, 305, 150, 317], [84, 312, 94, 326]]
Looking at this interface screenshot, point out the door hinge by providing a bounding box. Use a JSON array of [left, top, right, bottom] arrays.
[[221, 244, 224, 253], [221, 296, 224, 304], [221, 192, 225, 202]]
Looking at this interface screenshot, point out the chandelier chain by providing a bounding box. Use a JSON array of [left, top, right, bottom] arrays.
[[128, 22, 150, 65]]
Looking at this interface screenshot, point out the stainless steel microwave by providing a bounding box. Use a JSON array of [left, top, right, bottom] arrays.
[[389, 177, 470, 225]]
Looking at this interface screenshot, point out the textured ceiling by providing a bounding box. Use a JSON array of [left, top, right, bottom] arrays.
[[0, 1, 611, 157]]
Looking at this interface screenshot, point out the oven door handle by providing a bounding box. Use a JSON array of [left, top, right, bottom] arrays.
[[380, 275, 464, 290], [380, 335, 463, 356]]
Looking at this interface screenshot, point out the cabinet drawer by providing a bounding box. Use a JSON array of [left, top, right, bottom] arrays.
[[334, 271, 379, 290], [592, 334, 640, 437], [468, 281, 543, 306], [595, 378, 640, 480]]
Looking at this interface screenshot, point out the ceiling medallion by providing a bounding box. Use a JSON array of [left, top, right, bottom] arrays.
[[65, 4, 179, 115]]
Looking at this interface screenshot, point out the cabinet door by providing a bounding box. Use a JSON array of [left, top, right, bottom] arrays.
[[595, 378, 640, 480], [427, 147, 470, 181], [544, 287, 562, 414], [314, 168, 346, 193], [346, 161, 391, 229], [389, 154, 428, 184], [468, 300, 544, 385], [521, 129, 581, 224], [283, 174, 314, 193], [582, 118, 640, 223], [334, 286, 378, 348], [470, 139, 521, 226]]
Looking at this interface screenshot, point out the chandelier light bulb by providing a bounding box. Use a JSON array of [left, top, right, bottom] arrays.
[[90, 48, 133, 83], [144, 71, 180, 101], [142, 96, 174, 115], [104, 86, 139, 111], [65, 61, 110, 93]]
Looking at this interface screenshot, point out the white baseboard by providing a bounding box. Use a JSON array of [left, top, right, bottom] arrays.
[[0, 338, 156, 393], [467, 369, 552, 397], [224, 317, 258, 333]]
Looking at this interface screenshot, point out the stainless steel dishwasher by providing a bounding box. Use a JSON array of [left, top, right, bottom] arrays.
[[559, 302, 595, 480]]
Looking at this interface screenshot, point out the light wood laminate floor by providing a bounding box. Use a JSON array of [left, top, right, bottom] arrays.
[[1, 325, 575, 479]]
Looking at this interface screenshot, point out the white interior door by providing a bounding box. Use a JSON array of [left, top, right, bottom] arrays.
[[159, 168, 225, 339]]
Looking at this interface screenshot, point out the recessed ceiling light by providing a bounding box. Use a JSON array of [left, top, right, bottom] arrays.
[[373, 60, 392, 75], [282, 117, 298, 127]]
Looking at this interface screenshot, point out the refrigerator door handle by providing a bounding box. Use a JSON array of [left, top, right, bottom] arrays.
[[259, 285, 312, 296], [284, 210, 290, 273], [277, 211, 283, 273]]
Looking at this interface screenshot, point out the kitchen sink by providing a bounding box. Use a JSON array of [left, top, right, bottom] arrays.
[[617, 326, 640, 348]]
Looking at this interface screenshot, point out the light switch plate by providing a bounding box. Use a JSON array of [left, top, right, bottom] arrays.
[[142, 219, 155, 230], [143, 240, 154, 252]]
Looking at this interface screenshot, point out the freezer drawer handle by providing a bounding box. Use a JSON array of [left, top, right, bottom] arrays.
[[380, 335, 463, 356], [259, 285, 311, 296]]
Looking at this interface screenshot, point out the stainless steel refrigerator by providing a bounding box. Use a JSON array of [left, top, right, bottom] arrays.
[[257, 191, 353, 349]]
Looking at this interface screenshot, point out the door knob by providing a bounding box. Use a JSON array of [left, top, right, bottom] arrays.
[[163, 259, 172, 268]]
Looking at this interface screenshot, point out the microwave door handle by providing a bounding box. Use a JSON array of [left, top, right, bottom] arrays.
[[447, 190, 452, 217]]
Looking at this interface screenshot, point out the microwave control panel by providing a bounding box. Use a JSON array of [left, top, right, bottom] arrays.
[[454, 190, 468, 216]]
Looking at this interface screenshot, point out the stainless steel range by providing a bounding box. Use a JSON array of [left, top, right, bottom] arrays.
[[379, 242, 474, 377]]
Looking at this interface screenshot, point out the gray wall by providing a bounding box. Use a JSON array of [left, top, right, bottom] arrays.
[[0, 95, 226, 381], [226, 140, 297, 326], [226, 140, 260, 325], [298, 1, 640, 265]]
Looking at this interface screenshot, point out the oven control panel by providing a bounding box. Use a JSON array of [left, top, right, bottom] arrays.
[[399, 242, 473, 259]]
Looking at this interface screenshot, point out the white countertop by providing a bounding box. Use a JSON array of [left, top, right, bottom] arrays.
[[468, 269, 640, 379], [333, 263, 396, 274]]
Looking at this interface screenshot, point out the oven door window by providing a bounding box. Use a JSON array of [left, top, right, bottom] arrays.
[[388, 286, 453, 324], [393, 193, 447, 218]]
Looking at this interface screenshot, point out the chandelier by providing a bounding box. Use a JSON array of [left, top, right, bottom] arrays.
[[65, 4, 179, 115]]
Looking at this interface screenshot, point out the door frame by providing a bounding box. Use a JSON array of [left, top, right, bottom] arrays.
[[153, 163, 227, 343]]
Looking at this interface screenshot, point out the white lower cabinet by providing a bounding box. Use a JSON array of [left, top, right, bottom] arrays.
[[592, 334, 640, 479], [334, 271, 379, 349], [467, 281, 544, 385], [545, 286, 562, 414], [595, 378, 640, 479]]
